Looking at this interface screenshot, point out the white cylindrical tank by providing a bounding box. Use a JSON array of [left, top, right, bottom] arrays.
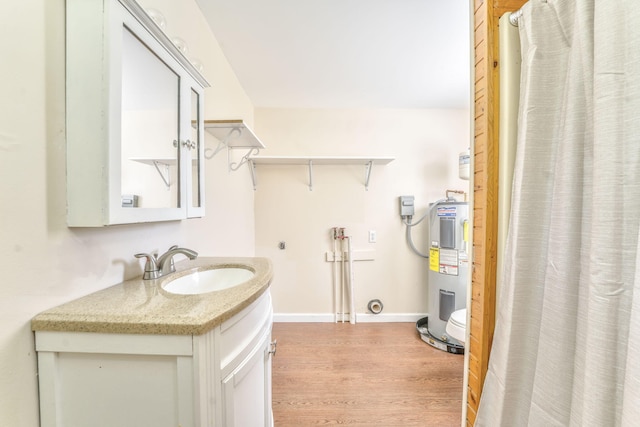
[[427, 200, 469, 346]]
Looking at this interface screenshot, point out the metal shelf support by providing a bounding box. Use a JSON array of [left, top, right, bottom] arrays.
[[230, 147, 261, 172], [364, 160, 373, 191], [203, 120, 266, 173], [152, 161, 171, 188], [204, 127, 241, 160], [249, 160, 258, 190]]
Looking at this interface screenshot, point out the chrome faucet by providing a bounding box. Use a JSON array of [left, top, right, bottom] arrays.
[[135, 245, 198, 280], [157, 245, 198, 275]]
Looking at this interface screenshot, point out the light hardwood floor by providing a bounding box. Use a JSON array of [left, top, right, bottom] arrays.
[[271, 322, 464, 427]]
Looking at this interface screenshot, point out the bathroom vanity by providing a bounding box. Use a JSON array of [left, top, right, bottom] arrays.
[[32, 258, 274, 427]]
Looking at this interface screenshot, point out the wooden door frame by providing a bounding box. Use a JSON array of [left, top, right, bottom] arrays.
[[467, 0, 526, 425]]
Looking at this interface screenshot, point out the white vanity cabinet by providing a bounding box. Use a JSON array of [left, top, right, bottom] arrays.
[[221, 333, 273, 426], [66, 0, 209, 226], [218, 292, 275, 427], [35, 291, 274, 427]]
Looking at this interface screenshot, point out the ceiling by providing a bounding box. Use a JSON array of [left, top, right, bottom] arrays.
[[195, 0, 471, 110]]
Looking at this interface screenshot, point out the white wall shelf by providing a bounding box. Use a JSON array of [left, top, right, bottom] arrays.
[[247, 156, 394, 191], [204, 120, 266, 171]]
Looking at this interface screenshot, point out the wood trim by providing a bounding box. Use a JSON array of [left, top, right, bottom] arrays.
[[468, 0, 526, 424]]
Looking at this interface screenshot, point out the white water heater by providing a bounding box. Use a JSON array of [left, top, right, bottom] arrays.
[[424, 200, 469, 352]]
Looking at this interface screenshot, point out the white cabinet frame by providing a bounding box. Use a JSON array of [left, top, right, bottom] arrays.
[[66, 0, 208, 226], [35, 291, 273, 427]]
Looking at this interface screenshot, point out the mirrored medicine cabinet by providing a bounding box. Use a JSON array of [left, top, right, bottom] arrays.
[[66, 0, 209, 226]]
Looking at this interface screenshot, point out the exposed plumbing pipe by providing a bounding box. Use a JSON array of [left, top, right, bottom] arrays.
[[445, 189, 467, 201], [332, 228, 339, 323], [346, 235, 356, 324], [331, 227, 357, 324], [339, 228, 346, 323]]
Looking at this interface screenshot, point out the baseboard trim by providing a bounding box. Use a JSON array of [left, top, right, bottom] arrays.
[[273, 313, 427, 323]]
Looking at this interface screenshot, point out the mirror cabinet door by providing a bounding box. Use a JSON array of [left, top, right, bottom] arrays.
[[120, 26, 180, 210], [190, 88, 202, 211]]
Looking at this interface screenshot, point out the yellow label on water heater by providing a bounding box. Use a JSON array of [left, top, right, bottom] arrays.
[[463, 219, 469, 242], [429, 247, 439, 272]]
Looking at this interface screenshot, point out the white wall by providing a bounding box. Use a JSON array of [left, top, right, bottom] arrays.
[[0, 1, 470, 423], [253, 108, 470, 319], [0, 1, 255, 425]]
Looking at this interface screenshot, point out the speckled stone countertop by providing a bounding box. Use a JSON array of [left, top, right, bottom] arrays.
[[31, 257, 273, 336]]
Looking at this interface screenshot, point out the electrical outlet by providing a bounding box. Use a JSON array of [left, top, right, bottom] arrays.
[[368, 230, 377, 243]]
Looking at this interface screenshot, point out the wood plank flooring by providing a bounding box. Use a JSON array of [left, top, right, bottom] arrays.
[[271, 322, 464, 427]]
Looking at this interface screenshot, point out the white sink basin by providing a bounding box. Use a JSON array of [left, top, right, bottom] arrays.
[[163, 267, 255, 295]]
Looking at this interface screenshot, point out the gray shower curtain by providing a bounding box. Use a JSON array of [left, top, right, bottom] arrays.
[[475, 1, 640, 426]]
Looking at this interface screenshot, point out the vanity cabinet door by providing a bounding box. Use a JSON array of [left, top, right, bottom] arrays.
[[66, 0, 209, 226], [221, 329, 274, 427], [35, 332, 196, 427]]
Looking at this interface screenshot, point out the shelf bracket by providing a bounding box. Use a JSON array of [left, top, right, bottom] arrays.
[[364, 160, 373, 191], [204, 127, 242, 160], [248, 160, 257, 190], [230, 148, 261, 172], [152, 160, 171, 188], [308, 160, 314, 191]]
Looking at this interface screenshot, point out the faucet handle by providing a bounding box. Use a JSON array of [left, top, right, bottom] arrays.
[[135, 253, 160, 280]]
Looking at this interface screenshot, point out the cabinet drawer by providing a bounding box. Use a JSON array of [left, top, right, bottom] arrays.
[[219, 290, 272, 372]]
